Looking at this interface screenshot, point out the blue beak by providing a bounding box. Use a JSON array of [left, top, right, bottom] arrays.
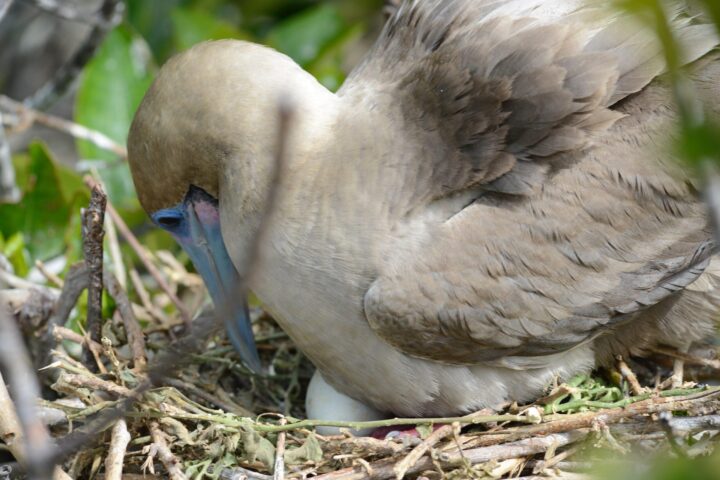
[[151, 186, 262, 373]]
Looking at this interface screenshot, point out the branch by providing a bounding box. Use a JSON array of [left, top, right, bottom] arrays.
[[0, 0, 14, 21], [0, 304, 57, 479], [84, 176, 192, 326], [104, 419, 130, 480], [0, 113, 19, 202], [148, 422, 187, 480], [104, 272, 147, 370], [25, 0, 124, 110], [0, 95, 127, 158], [81, 185, 106, 371]]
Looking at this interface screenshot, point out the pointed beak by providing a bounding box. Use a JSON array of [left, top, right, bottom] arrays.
[[177, 190, 262, 373]]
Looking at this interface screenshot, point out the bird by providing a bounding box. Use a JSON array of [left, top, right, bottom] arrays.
[[127, 0, 720, 424]]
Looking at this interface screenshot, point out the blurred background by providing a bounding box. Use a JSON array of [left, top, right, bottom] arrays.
[[0, 0, 387, 282]]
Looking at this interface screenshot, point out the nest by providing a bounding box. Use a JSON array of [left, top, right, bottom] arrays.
[[1, 184, 719, 480]]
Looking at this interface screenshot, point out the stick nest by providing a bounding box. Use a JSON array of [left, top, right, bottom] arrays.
[[1, 186, 719, 480]]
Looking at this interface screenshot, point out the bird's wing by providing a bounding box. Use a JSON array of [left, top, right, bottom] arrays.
[[340, 0, 715, 199], [347, 0, 719, 366]]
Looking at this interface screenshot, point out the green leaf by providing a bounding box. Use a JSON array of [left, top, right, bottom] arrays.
[[125, 0, 183, 63], [266, 4, 346, 67], [171, 7, 250, 52], [74, 25, 155, 210], [0, 232, 30, 277], [415, 423, 433, 440], [0, 143, 89, 260]]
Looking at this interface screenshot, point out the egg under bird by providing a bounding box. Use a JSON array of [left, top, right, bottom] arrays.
[[128, 0, 720, 425]]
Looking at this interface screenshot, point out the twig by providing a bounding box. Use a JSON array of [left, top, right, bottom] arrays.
[[34, 261, 64, 288], [148, 422, 187, 480], [104, 213, 126, 289], [48, 314, 222, 464], [616, 356, 644, 395], [59, 373, 133, 397], [0, 96, 127, 158], [25, 0, 124, 110], [532, 444, 582, 474], [0, 373, 71, 480], [0, 371, 24, 463], [52, 325, 103, 352], [0, 113, 19, 202], [654, 346, 720, 370], [39, 263, 88, 373], [273, 418, 286, 480], [0, 304, 57, 479], [220, 466, 273, 480], [394, 424, 453, 480], [0, 0, 14, 21], [467, 388, 720, 449], [252, 412, 535, 434], [84, 176, 192, 326], [104, 419, 130, 480], [128, 268, 167, 325], [82, 185, 107, 371], [104, 272, 147, 370], [24, 0, 105, 24], [163, 378, 254, 417], [314, 431, 587, 480], [658, 412, 687, 458]]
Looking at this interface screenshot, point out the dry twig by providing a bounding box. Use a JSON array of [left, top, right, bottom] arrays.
[[104, 272, 147, 370], [25, 0, 124, 110], [85, 176, 193, 326], [0, 305, 58, 479], [616, 356, 645, 395], [104, 419, 130, 480], [149, 421, 187, 480], [0, 95, 127, 158], [81, 185, 107, 370]]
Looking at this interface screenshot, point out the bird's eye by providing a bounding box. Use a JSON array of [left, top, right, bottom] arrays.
[[153, 210, 184, 231]]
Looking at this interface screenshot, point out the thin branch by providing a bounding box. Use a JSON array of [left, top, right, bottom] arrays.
[[52, 325, 103, 352], [616, 356, 645, 395], [314, 431, 588, 480], [104, 212, 126, 289], [103, 419, 130, 480], [84, 176, 192, 326], [81, 185, 106, 371], [273, 418, 286, 480], [34, 260, 64, 288], [25, 0, 124, 110], [0, 304, 57, 479], [0, 95, 127, 158], [39, 263, 88, 373], [394, 424, 453, 480], [163, 378, 254, 417], [0, 371, 24, 463], [0, 113, 19, 202], [655, 345, 720, 369], [23, 0, 106, 24], [58, 372, 133, 397], [148, 422, 187, 480], [104, 272, 147, 371], [0, 0, 14, 21], [129, 268, 168, 325]]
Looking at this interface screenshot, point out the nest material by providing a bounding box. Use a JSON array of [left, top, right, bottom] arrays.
[[0, 187, 719, 479]]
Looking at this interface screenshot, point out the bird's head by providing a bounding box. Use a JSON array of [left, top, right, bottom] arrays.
[[127, 40, 333, 372]]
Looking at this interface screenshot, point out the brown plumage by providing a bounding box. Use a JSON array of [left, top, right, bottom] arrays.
[[128, 0, 720, 419]]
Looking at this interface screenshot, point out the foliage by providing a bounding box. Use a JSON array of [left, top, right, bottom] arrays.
[[0, 143, 88, 262]]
